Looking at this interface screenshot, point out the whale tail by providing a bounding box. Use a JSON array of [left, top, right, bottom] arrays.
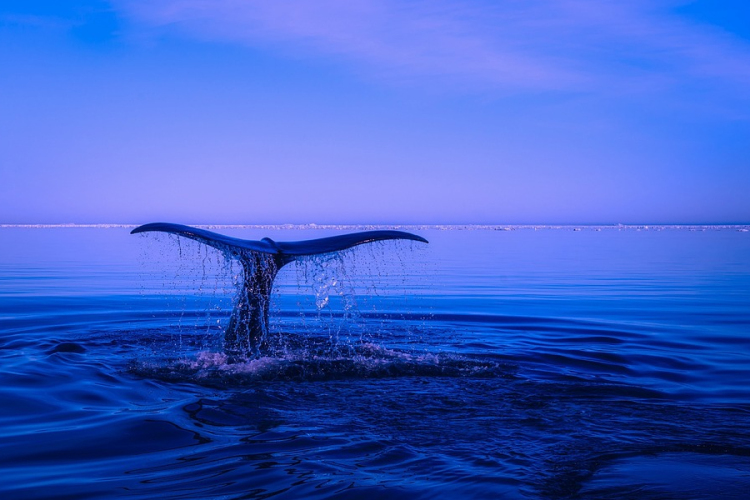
[[131, 223, 428, 356]]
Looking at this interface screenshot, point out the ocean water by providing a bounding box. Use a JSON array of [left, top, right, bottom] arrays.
[[1, 225, 749, 499]]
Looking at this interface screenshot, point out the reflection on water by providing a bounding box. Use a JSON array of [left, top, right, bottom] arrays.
[[1, 226, 749, 499]]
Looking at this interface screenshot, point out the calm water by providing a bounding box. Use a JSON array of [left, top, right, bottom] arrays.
[[1, 226, 749, 499]]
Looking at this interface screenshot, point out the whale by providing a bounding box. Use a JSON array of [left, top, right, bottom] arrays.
[[131, 223, 428, 356]]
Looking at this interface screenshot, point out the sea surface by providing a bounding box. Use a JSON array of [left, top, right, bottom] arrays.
[[1, 225, 749, 499]]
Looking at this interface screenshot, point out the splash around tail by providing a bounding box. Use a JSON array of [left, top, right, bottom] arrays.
[[131, 223, 428, 358]]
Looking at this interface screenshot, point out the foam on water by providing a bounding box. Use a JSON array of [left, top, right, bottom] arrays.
[[131, 342, 514, 387]]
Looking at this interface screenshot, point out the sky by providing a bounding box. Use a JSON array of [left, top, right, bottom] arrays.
[[1, 0, 749, 225]]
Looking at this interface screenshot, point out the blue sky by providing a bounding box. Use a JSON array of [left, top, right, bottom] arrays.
[[1, 0, 749, 224]]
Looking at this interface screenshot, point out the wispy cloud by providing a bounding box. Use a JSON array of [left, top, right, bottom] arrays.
[[114, 0, 750, 95], [0, 13, 76, 30]]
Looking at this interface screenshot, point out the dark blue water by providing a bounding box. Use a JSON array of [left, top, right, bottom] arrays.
[[1, 226, 749, 499]]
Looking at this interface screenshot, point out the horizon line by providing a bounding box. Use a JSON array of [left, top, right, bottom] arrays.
[[2, 223, 749, 229]]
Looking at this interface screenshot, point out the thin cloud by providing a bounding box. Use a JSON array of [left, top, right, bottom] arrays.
[[115, 0, 750, 95], [0, 13, 76, 30]]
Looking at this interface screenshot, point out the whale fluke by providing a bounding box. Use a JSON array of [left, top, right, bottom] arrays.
[[132, 223, 428, 357]]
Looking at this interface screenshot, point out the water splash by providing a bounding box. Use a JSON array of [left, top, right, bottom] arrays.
[[135, 233, 429, 364], [131, 341, 515, 387]]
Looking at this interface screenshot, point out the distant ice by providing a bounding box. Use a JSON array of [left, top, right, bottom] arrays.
[[1, 223, 749, 232]]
